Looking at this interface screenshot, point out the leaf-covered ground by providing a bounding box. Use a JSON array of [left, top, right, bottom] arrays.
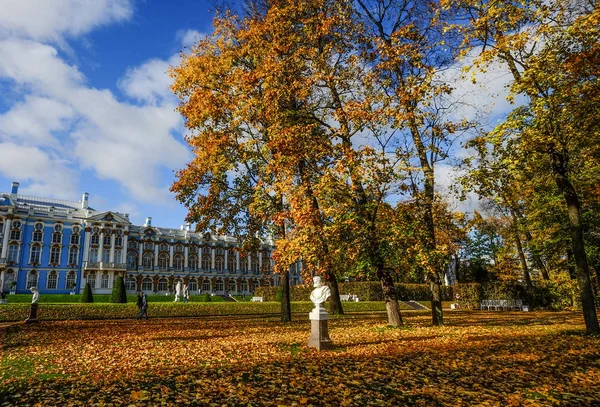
[[1, 311, 599, 406]]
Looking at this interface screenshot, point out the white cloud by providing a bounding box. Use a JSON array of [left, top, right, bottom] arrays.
[[0, 96, 75, 147], [0, 37, 191, 204], [0, 0, 133, 43], [118, 55, 180, 105], [0, 142, 78, 198], [176, 29, 204, 48]]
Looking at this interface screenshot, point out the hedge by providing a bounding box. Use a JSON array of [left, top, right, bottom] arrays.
[[0, 301, 391, 322], [255, 282, 454, 302], [3, 293, 226, 304]]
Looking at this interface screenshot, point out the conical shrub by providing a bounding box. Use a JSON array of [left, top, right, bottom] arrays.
[[80, 282, 94, 303], [110, 275, 127, 303]]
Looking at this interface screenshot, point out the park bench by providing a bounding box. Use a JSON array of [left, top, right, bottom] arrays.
[[340, 294, 359, 302], [251, 296, 263, 302], [480, 299, 526, 311]]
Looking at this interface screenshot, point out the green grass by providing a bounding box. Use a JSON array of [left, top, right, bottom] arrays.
[[2, 293, 225, 304]]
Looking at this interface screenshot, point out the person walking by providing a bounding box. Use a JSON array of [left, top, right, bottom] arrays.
[[136, 291, 143, 312], [137, 292, 149, 320]]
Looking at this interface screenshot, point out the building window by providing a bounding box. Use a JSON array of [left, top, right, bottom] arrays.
[[115, 235, 123, 247], [32, 229, 43, 242], [91, 234, 99, 245], [88, 272, 96, 289], [50, 246, 61, 265], [251, 257, 259, 274], [202, 280, 211, 292], [215, 256, 224, 272], [202, 246, 211, 256], [174, 254, 183, 271], [175, 244, 183, 252], [30, 244, 42, 264], [143, 253, 153, 270], [69, 247, 79, 265], [102, 249, 110, 263], [252, 280, 260, 292], [10, 229, 21, 241], [27, 270, 38, 289], [228, 280, 236, 292], [89, 248, 98, 263], [7, 243, 19, 263], [47, 270, 58, 290], [103, 235, 110, 246], [188, 256, 198, 271], [54, 224, 63, 232], [158, 253, 168, 270], [66, 271, 76, 290], [3, 270, 15, 292], [128, 240, 138, 250], [227, 255, 236, 272], [144, 242, 153, 251], [125, 276, 136, 291], [240, 256, 248, 274], [202, 256, 211, 271], [188, 279, 198, 292], [101, 272, 109, 289], [241, 280, 248, 292], [127, 252, 137, 270], [189, 245, 198, 254], [215, 279, 224, 292], [52, 232, 62, 244], [141, 277, 153, 292], [157, 278, 168, 291], [70, 233, 79, 245], [114, 250, 122, 264], [72, 225, 80, 234], [160, 242, 169, 252]]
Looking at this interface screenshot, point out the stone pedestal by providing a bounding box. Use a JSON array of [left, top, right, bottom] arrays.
[[25, 303, 39, 324], [307, 304, 332, 350]]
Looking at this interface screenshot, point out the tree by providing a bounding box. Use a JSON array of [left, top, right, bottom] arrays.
[[452, 0, 600, 331], [80, 282, 94, 303], [110, 275, 127, 304]]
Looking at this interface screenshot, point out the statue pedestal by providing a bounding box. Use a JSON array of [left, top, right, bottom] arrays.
[[307, 304, 332, 350], [25, 303, 39, 324]]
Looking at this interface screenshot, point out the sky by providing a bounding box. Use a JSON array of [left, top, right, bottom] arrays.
[[0, 0, 517, 229], [0, 0, 224, 228]]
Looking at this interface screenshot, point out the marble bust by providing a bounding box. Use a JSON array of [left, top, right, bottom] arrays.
[[174, 281, 182, 302], [310, 276, 331, 306], [31, 287, 39, 304]]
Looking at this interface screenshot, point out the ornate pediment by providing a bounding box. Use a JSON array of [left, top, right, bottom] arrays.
[[87, 211, 130, 224]]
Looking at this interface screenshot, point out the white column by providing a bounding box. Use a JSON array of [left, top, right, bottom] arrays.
[[109, 230, 115, 263], [154, 243, 159, 268], [184, 245, 189, 268], [211, 247, 215, 270], [99, 229, 105, 264], [122, 232, 129, 264], [258, 251, 263, 269], [2, 218, 13, 258], [224, 248, 228, 271], [198, 249, 203, 271], [247, 254, 251, 271], [236, 251, 240, 272], [82, 228, 91, 262], [137, 239, 143, 267], [169, 242, 174, 268]]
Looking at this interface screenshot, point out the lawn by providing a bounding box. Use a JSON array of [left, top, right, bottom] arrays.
[[1, 311, 599, 406]]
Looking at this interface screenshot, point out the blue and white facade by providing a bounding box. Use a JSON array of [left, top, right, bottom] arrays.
[[0, 182, 302, 295]]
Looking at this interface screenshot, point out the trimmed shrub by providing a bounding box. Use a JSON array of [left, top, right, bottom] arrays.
[[275, 288, 282, 302], [255, 282, 454, 302], [202, 293, 212, 302], [80, 282, 94, 303], [110, 276, 127, 303]]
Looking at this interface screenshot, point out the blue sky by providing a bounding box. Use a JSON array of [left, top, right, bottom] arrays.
[[0, 0, 230, 229], [0, 0, 517, 228]]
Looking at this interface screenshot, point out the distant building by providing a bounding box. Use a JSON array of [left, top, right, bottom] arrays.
[[0, 181, 301, 295]]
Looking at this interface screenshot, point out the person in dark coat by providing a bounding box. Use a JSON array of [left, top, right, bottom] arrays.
[[136, 291, 143, 310], [137, 292, 149, 320]]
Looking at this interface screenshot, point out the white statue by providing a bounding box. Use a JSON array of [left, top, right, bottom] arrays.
[[174, 281, 182, 302], [31, 287, 39, 304], [310, 276, 331, 306]]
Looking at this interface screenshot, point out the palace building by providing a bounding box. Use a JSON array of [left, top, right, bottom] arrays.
[[0, 181, 301, 296]]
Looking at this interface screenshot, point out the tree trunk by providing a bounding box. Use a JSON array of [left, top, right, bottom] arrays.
[[280, 269, 291, 322], [511, 216, 533, 290], [523, 229, 550, 280], [326, 273, 344, 315], [430, 273, 443, 326], [551, 150, 599, 333], [377, 263, 403, 326]]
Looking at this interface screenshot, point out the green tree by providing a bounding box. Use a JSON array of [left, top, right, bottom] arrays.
[[110, 275, 127, 304]]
